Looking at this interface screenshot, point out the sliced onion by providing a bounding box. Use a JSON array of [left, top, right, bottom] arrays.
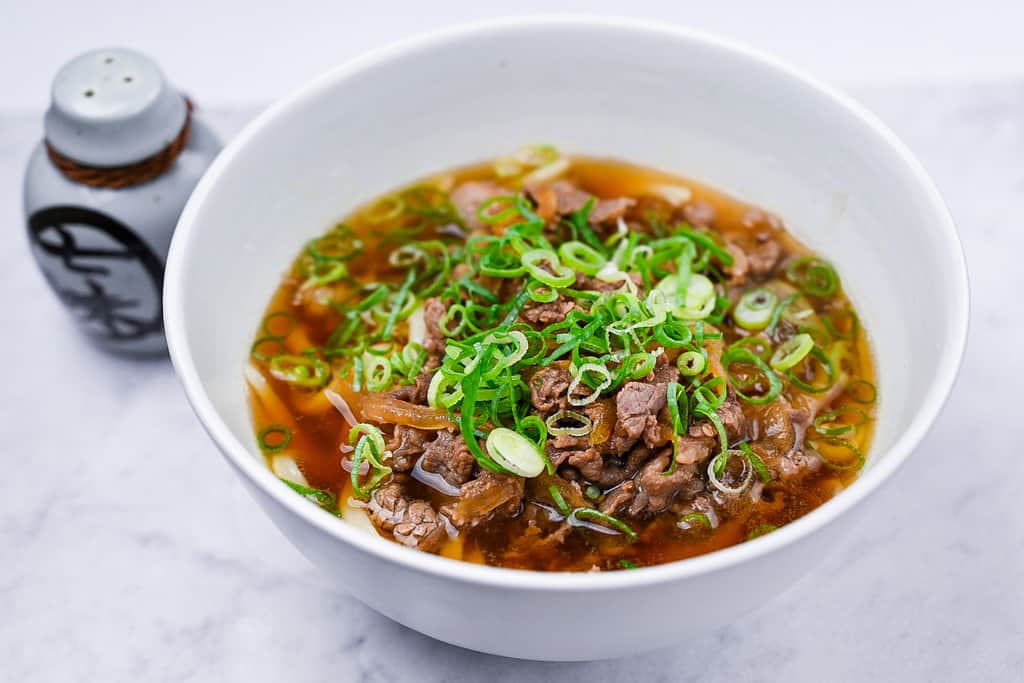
[[270, 455, 308, 486], [325, 388, 359, 426], [411, 455, 462, 497], [648, 183, 692, 206], [485, 428, 546, 478], [521, 157, 570, 185]]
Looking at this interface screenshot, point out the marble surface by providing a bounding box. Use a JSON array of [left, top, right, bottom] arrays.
[[1, 81, 1021, 682]]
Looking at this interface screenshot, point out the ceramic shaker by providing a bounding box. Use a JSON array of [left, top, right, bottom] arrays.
[[23, 48, 221, 356]]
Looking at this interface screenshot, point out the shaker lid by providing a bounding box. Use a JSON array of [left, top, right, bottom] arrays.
[[44, 48, 187, 168]]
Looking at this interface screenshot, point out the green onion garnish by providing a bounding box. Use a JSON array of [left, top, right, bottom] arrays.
[[733, 287, 778, 330], [845, 379, 878, 404], [813, 406, 869, 436], [485, 427, 546, 478], [679, 512, 712, 529], [785, 346, 837, 394], [721, 346, 782, 405], [770, 332, 814, 371], [281, 478, 338, 513], [740, 442, 773, 483], [258, 424, 293, 453], [746, 524, 777, 540], [806, 436, 865, 471], [548, 485, 571, 516], [570, 508, 638, 540], [786, 256, 839, 297], [619, 559, 640, 570], [269, 354, 331, 389], [348, 423, 392, 499]]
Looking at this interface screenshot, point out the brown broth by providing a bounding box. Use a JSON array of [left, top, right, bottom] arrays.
[[247, 154, 876, 572]]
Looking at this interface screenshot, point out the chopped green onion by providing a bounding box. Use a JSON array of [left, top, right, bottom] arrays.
[[813, 406, 869, 436], [521, 249, 576, 288], [770, 333, 814, 371], [348, 423, 392, 499], [269, 354, 331, 388], [558, 241, 607, 276], [823, 308, 860, 340], [548, 485, 571, 515], [676, 350, 707, 376], [585, 484, 602, 500], [845, 379, 878, 404], [258, 424, 293, 453], [806, 436, 865, 471], [767, 293, 798, 336], [656, 273, 716, 320], [679, 512, 712, 529], [786, 256, 839, 297], [619, 559, 639, 570], [260, 311, 296, 338], [486, 427, 546, 478], [721, 347, 783, 405], [363, 354, 392, 392], [251, 336, 287, 363], [733, 288, 778, 330], [569, 508, 638, 540], [740, 442, 773, 483], [707, 449, 753, 495], [746, 524, 777, 540], [786, 346, 837, 393], [281, 478, 338, 512]]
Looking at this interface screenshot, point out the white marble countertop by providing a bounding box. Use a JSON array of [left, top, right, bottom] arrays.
[[1, 81, 1021, 682]]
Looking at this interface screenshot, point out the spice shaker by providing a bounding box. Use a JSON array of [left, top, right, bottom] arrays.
[[23, 48, 221, 356]]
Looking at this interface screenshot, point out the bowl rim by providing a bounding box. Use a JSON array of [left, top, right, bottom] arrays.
[[165, 15, 969, 591]]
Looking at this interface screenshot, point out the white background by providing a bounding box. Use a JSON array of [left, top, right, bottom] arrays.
[[3, 0, 1024, 110]]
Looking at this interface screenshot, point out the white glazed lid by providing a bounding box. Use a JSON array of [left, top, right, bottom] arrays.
[[44, 48, 186, 167]]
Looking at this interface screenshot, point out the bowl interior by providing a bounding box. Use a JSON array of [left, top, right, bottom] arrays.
[[167, 20, 965, 571]]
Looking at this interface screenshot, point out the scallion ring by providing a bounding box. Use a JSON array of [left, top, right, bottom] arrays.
[[785, 346, 837, 394], [558, 240, 607, 276], [269, 354, 331, 388], [786, 256, 840, 297], [521, 249, 576, 288], [676, 350, 707, 377], [545, 409, 593, 437], [813, 406, 869, 436], [739, 442, 773, 483], [769, 332, 814, 371], [707, 448, 753, 495], [806, 436, 865, 471], [721, 347, 782, 405], [485, 427, 546, 478], [733, 287, 778, 330], [258, 424, 293, 453], [845, 379, 878, 404], [548, 485, 571, 516]]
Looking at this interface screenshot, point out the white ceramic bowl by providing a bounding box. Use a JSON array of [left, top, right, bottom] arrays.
[[165, 17, 968, 661]]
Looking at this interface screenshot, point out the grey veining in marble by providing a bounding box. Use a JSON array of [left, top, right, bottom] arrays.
[[1, 82, 1021, 682]]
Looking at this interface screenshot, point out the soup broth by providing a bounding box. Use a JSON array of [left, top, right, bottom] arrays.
[[247, 148, 876, 571]]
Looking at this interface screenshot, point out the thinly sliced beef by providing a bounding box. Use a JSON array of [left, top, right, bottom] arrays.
[[521, 297, 577, 326], [421, 429, 476, 487], [690, 394, 747, 443], [550, 180, 592, 215], [529, 366, 572, 414], [386, 425, 433, 472], [627, 452, 703, 518], [443, 471, 525, 529], [589, 197, 636, 224], [422, 297, 447, 355], [600, 481, 637, 516], [608, 361, 680, 452], [368, 481, 447, 552], [389, 363, 436, 406], [681, 200, 716, 228], [451, 181, 506, 232]]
